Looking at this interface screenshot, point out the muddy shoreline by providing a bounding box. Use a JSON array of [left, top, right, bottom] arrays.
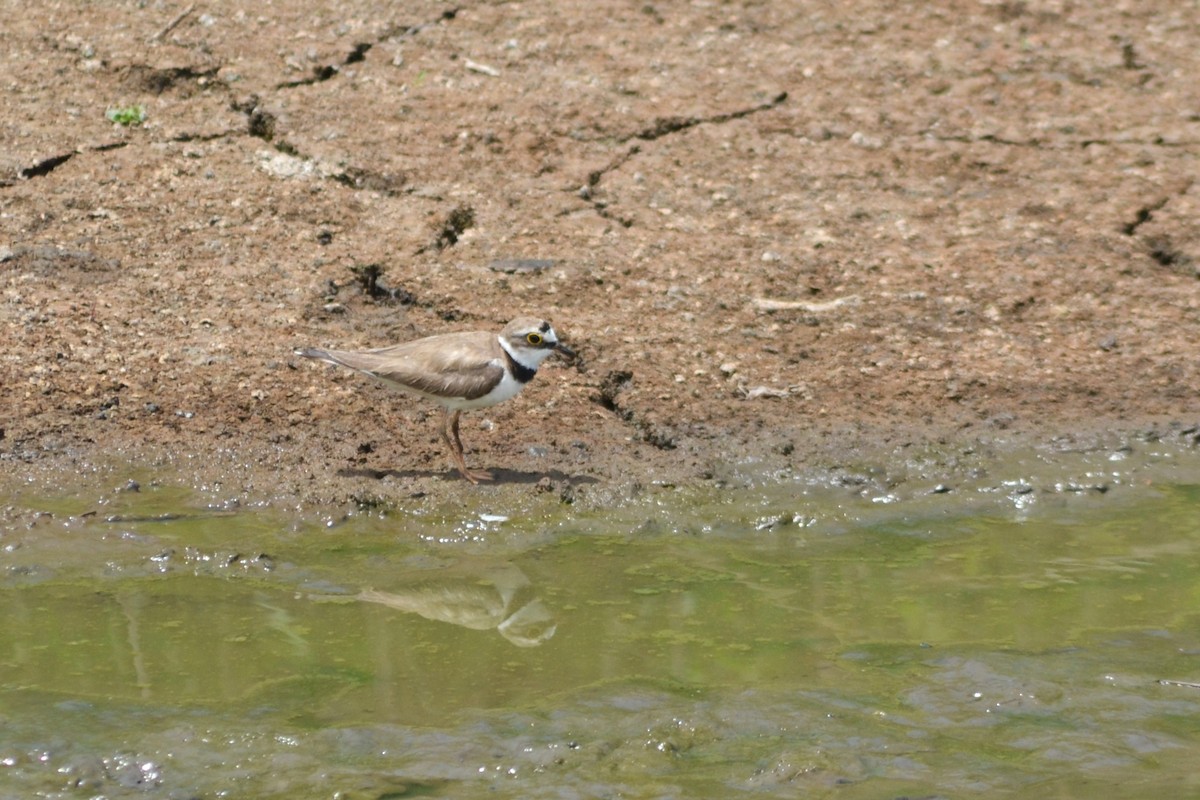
[[3, 1, 1199, 507]]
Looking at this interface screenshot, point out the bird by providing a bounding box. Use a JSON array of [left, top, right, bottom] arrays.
[[296, 317, 575, 483]]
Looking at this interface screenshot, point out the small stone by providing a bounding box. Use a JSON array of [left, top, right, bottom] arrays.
[[850, 130, 883, 148]]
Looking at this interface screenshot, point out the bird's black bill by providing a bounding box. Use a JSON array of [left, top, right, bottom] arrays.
[[554, 341, 577, 359]]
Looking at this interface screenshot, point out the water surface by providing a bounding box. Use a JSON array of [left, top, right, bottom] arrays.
[[3, 445, 1200, 798]]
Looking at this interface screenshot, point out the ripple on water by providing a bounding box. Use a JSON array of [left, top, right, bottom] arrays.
[[3, 447, 1200, 797]]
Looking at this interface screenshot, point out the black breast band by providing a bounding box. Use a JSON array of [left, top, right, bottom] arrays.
[[504, 350, 538, 384]]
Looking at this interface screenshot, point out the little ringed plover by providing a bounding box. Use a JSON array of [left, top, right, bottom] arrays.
[[296, 317, 575, 483]]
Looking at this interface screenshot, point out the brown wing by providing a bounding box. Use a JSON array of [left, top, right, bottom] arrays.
[[303, 331, 504, 401]]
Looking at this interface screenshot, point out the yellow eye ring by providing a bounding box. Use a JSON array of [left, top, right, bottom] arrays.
[[526, 332, 544, 345]]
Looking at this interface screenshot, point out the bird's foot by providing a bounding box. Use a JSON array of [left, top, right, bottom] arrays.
[[460, 467, 495, 484]]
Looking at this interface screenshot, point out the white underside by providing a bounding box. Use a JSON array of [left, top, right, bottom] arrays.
[[445, 365, 525, 410], [381, 335, 551, 412]]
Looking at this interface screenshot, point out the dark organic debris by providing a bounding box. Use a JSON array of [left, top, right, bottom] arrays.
[[249, 107, 277, 140], [231, 96, 277, 140], [124, 63, 219, 94], [427, 205, 475, 252], [278, 63, 338, 89], [1144, 234, 1193, 273], [1120, 39, 1144, 71], [350, 263, 416, 304], [330, 166, 406, 195], [229, 95, 278, 140], [488, 258, 556, 274], [351, 263, 385, 295], [596, 370, 633, 415], [346, 42, 372, 64]]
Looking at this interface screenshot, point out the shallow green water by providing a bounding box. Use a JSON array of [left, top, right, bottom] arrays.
[[3, 450, 1200, 798]]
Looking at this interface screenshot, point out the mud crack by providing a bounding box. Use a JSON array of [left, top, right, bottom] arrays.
[[1143, 235, 1187, 269], [19, 152, 75, 179], [275, 8, 460, 89], [623, 91, 788, 143], [1121, 197, 1170, 236], [1120, 180, 1197, 273], [230, 96, 406, 195], [380, 9, 460, 42], [277, 43, 373, 89], [5, 141, 128, 186], [594, 370, 677, 450], [576, 92, 787, 226]]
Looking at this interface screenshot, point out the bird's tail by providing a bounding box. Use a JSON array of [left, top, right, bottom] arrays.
[[295, 347, 378, 375], [298, 345, 333, 362], [295, 347, 332, 362]]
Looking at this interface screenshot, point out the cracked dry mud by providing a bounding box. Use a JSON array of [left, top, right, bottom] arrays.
[[2, 1, 1199, 505]]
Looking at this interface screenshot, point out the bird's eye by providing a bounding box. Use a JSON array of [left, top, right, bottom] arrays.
[[526, 332, 544, 345]]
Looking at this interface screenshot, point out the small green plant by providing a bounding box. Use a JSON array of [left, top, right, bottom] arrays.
[[105, 105, 147, 126]]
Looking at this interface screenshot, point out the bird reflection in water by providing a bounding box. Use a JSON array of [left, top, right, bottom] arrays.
[[349, 560, 556, 648]]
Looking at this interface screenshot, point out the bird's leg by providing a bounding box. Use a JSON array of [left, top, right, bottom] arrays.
[[441, 409, 493, 483]]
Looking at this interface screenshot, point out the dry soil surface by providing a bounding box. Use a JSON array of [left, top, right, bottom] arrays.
[[3, 0, 1199, 506]]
